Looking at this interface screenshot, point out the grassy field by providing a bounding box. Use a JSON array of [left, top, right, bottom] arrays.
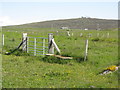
[[2, 27, 118, 88], [0, 28, 2, 89]]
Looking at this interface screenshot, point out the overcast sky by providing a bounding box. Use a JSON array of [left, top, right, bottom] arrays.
[[0, 0, 119, 26]]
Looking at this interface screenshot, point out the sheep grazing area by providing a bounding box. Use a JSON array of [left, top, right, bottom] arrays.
[[1, 27, 118, 88]]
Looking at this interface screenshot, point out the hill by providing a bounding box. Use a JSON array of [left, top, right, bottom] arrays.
[[3, 17, 117, 30]]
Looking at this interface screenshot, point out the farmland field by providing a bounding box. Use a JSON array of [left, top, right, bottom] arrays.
[[0, 52, 1, 90], [2, 27, 119, 88]]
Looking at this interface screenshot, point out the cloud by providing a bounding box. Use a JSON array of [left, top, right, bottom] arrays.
[[0, 16, 31, 26], [0, 16, 15, 26], [0, 16, 61, 26]]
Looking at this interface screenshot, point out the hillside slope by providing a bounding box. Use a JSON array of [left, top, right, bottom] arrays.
[[3, 18, 117, 30]]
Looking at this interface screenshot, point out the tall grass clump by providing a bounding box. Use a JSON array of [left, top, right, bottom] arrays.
[[41, 56, 70, 64]]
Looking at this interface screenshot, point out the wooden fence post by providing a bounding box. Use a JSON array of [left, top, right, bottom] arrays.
[[80, 33, 83, 37], [84, 39, 88, 61], [27, 37, 29, 53], [22, 33, 27, 52], [34, 38, 36, 56], [56, 31, 59, 35], [2, 34, 4, 46], [51, 38, 61, 54], [48, 33, 54, 54], [43, 38, 45, 55], [107, 33, 109, 38], [72, 33, 73, 36]]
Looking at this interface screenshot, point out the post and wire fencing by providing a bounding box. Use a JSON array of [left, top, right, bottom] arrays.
[[4, 32, 88, 59], [22, 33, 59, 56]]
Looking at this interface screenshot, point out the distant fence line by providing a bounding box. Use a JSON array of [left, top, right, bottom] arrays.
[[2, 31, 112, 60], [2, 32, 110, 47], [64, 31, 110, 38], [21, 33, 88, 60]]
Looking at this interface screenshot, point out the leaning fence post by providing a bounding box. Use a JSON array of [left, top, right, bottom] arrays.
[[84, 39, 88, 61], [22, 33, 27, 52], [67, 31, 70, 36], [2, 34, 4, 46], [48, 33, 54, 54]]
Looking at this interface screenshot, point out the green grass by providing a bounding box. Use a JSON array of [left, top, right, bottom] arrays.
[[2, 27, 119, 88], [0, 28, 2, 89]]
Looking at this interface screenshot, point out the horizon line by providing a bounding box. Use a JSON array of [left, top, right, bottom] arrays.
[[1, 17, 118, 27]]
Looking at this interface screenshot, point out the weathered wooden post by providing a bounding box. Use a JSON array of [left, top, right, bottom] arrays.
[[80, 33, 83, 37], [84, 39, 89, 61], [56, 31, 59, 35], [107, 32, 109, 38], [27, 37, 29, 53], [2, 34, 4, 46], [43, 38, 45, 55], [51, 38, 61, 54], [48, 33, 54, 54], [72, 33, 74, 36], [34, 38, 36, 56], [22, 33, 27, 52]]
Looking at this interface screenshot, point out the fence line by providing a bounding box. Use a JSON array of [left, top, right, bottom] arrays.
[[55, 31, 111, 38], [21, 32, 111, 57], [3, 32, 91, 60]]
